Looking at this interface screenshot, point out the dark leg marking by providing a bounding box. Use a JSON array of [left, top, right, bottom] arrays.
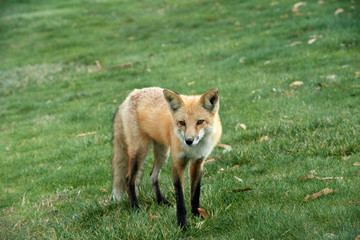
[[174, 178, 188, 228], [126, 154, 139, 209], [153, 180, 170, 206]]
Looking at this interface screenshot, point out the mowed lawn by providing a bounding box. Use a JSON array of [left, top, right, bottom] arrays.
[[1, 0, 359, 239]]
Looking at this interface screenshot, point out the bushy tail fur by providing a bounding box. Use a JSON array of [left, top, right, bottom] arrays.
[[111, 107, 144, 201], [111, 108, 128, 200]]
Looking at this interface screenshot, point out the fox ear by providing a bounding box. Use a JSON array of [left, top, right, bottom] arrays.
[[163, 89, 183, 112], [200, 88, 220, 113]]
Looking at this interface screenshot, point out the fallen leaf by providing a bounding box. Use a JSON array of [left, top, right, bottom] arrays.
[[318, 0, 324, 4], [197, 208, 210, 220], [76, 131, 96, 137], [234, 176, 243, 182], [355, 72, 360, 78], [232, 165, 239, 169], [304, 188, 334, 201], [298, 174, 315, 180], [327, 74, 336, 80], [235, 123, 247, 130], [290, 41, 302, 47], [354, 162, 360, 166], [233, 187, 252, 193], [217, 143, 232, 153], [187, 81, 195, 86], [345, 201, 360, 205], [260, 136, 270, 141], [355, 235, 360, 240], [289, 81, 304, 87], [308, 38, 316, 44], [334, 8, 344, 15], [292, 2, 306, 12], [99, 188, 108, 193], [239, 57, 246, 63]]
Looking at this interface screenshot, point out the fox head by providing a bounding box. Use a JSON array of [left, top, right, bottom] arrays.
[[163, 88, 220, 147]]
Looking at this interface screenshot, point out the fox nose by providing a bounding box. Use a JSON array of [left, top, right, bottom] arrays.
[[185, 138, 194, 146]]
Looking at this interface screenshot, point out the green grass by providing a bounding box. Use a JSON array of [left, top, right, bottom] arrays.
[[1, 0, 359, 239]]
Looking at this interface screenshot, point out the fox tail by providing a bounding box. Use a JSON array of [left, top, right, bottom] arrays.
[[111, 107, 144, 201]]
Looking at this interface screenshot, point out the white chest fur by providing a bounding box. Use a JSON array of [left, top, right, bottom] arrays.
[[177, 132, 215, 161]]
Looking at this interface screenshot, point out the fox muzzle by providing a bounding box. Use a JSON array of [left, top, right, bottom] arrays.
[[185, 138, 194, 146]]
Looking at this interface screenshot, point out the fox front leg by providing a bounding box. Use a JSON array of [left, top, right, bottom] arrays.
[[190, 159, 205, 217], [172, 160, 188, 228]]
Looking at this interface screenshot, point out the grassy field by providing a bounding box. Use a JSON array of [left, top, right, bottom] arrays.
[[1, 0, 359, 239]]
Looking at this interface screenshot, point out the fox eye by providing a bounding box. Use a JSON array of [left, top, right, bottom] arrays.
[[179, 121, 186, 126], [197, 120, 204, 125]]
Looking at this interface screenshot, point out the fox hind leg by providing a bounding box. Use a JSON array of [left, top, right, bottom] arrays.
[[125, 140, 150, 209], [150, 141, 170, 205]]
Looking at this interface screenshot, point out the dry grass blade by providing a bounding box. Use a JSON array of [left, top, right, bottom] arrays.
[[149, 215, 160, 220], [234, 176, 243, 182], [205, 158, 216, 164], [76, 131, 96, 137]]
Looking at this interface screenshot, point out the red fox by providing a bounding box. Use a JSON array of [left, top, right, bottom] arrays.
[[111, 87, 222, 228]]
